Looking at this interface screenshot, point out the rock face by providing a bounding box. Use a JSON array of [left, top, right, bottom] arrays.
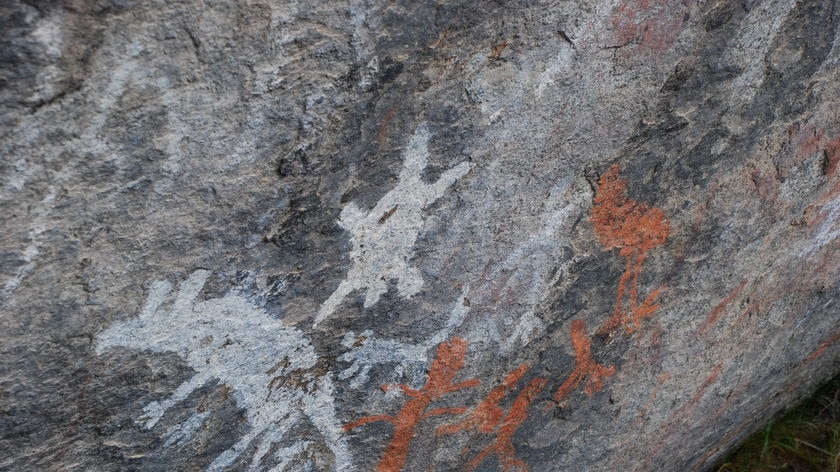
[[1, 0, 839, 471]]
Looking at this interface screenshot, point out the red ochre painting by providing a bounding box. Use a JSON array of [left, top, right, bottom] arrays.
[[592, 165, 671, 335], [554, 320, 617, 403], [345, 165, 671, 471], [458, 377, 548, 471], [344, 337, 479, 472]]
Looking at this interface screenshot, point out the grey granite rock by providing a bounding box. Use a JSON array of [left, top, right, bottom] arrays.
[[1, 0, 839, 471]]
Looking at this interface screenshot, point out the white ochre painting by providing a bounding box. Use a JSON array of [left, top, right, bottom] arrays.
[[96, 270, 353, 472], [314, 123, 471, 326], [95, 124, 472, 471]]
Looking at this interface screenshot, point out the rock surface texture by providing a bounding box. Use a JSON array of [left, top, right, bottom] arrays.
[[2, 0, 839, 471]]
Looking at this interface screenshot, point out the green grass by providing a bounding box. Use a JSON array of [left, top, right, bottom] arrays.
[[715, 375, 840, 472]]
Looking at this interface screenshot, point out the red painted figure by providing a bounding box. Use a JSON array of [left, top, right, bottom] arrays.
[[465, 377, 548, 472], [554, 320, 616, 402], [436, 364, 529, 435], [592, 165, 670, 335], [344, 337, 479, 472]]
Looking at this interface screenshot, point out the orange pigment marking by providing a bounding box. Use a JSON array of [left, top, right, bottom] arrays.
[[694, 280, 748, 336], [644, 363, 723, 468], [464, 377, 548, 472], [789, 125, 840, 176], [592, 165, 671, 335], [749, 169, 781, 200], [735, 290, 783, 327], [651, 363, 724, 459], [555, 320, 617, 402], [489, 41, 509, 59], [436, 364, 530, 435], [806, 331, 840, 364], [610, 0, 691, 52], [436, 364, 540, 469], [345, 337, 480, 472], [683, 364, 722, 413], [790, 125, 826, 160]]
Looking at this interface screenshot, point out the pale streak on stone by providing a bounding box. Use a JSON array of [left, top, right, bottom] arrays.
[[0, 186, 56, 302], [314, 123, 471, 326], [500, 177, 592, 352], [464, 39, 576, 123], [156, 88, 187, 179], [349, 0, 375, 62], [827, 19, 840, 68], [85, 49, 144, 158], [724, 0, 797, 110], [535, 43, 575, 97], [31, 14, 64, 57], [26, 14, 66, 106], [163, 411, 210, 447], [274, 440, 314, 472], [1, 40, 142, 197], [802, 193, 840, 256], [339, 286, 471, 389], [96, 270, 353, 471]]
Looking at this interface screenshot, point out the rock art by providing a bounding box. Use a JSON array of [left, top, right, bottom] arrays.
[[97, 270, 352, 471], [315, 123, 471, 326], [2, 1, 839, 471]]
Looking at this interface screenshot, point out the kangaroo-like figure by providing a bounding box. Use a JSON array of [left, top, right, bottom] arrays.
[[314, 123, 472, 326], [96, 270, 353, 471]]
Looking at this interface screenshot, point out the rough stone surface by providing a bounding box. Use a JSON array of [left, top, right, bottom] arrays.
[[1, 0, 839, 471]]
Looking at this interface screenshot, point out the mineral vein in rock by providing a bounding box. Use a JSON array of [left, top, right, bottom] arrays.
[[315, 123, 471, 326], [96, 270, 352, 471]]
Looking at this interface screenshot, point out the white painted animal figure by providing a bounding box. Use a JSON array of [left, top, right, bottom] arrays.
[[96, 270, 352, 472], [314, 123, 472, 326]]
